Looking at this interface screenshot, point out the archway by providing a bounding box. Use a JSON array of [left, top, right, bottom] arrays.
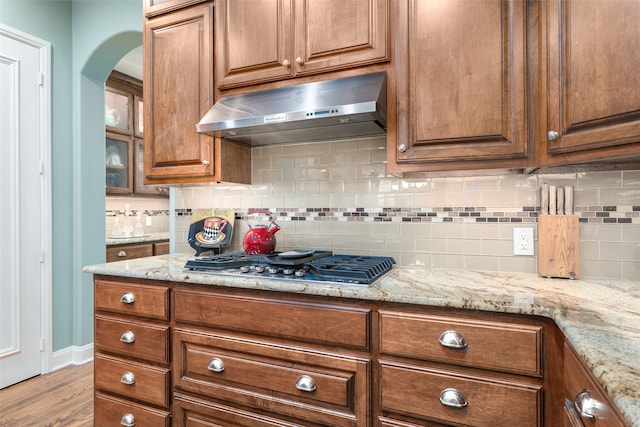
[[75, 31, 142, 346]]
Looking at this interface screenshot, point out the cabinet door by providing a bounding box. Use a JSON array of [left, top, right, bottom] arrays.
[[215, 0, 294, 90], [563, 342, 630, 427], [134, 139, 167, 196], [543, 0, 640, 160], [293, 0, 389, 76], [105, 132, 133, 194], [392, 0, 529, 171], [144, 0, 208, 17], [143, 2, 215, 182]]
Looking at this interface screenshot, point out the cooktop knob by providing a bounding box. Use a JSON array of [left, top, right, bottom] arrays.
[[268, 267, 280, 274], [295, 270, 306, 277], [255, 265, 266, 273], [283, 268, 295, 275], [240, 265, 251, 273]]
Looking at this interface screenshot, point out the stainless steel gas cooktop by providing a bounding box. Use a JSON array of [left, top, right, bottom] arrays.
[[184, 250, 395, 285]]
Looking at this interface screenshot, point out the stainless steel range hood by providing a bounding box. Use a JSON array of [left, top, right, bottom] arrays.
[[196, 72, 387, 145]]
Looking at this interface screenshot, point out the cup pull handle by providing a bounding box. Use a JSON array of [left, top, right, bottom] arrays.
[[120, 413, 136, 426], [439, 388, 468, 408], [439, 330, 468, 349], [120, 372, 135, 385], [120, 292, 135, 304], [295, 375, 317, 392], [120, 331, 135, 344], [207, 358, 225, 373]]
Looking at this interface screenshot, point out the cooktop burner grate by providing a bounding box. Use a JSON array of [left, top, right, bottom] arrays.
[[307, 255, 396, 284], [184, 251, 395, 285]]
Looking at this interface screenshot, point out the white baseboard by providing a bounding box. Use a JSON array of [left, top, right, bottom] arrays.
[[50, 343, 94, 372]]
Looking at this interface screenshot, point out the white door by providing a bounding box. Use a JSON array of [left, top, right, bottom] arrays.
[[0, 25, 51, 389]]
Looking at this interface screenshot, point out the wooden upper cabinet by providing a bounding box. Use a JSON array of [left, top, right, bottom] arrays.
[[390, 0, 529, 173], [144, 0, 208, 18], [215, 0, 389, 90], [293, 0, 390, 76], [215, 0, 293, 89], [144, 1, 251, 185], [542, 0, 640, 163]]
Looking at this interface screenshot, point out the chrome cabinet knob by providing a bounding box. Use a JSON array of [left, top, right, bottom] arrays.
[[295, 57, 305, 66], [120, 371, 135, 385], [202, 159, 210, 167], [282, 59, 291, 68], [120, 331, 135, 344], [207, 358, 225, 373], [120, 413, 136, 426], [120, 292, 135, 304], [439, 388, 468, 408], [547, 130, 559, 141], [295, 375, 317, 392], [575, 390, 597, 419], [438, 330, 468, 349], [398, 144, 407, 153], [117, 250, 127, 257]]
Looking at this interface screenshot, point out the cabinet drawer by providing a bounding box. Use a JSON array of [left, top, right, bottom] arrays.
[[106, 243, 153, 262], [95, 391, 170, 427], [380, 361, 542, 427], [174, 393, 310, 427], [95, 315, 170, 364], [174, 329, 370, 427], [174, 289, 371, 349], [153, 241, 170, 255], [379, 310, 542, 376], [564, 342, 629, 427], [95, 279, 169, 320], [95, 354, 170, 408]]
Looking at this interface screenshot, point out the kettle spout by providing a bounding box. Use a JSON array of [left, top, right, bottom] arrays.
[[267, 221, 280, 234]]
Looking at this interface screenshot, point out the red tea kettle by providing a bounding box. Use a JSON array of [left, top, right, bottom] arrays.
[[243, 209, 280, 254]]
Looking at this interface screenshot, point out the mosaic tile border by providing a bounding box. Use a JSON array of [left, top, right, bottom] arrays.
[[107, 209, 171, 217], [175, 206, 640, 224]]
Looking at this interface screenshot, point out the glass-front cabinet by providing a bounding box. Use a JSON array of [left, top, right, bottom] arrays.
[[105, 133, 132, 193], [105, 70, 167, 197]]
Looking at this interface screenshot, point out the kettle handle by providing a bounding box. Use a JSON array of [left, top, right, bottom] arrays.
[[247, 208, 272, 216]]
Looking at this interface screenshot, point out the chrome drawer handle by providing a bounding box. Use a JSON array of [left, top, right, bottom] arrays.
[[439, 388, 468, 408], [120, 413, 136, 426], [575, 390, 597, 419], [120, 331, 135, 344], [120, 292, 135, 304], [207, 358, 225, 373], [117, 250, 127, 257], [120, 372, 135, 385], [438, 330, 468, 349], [295, 375, 317, 392]]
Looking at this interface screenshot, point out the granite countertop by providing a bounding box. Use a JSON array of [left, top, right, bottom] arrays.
[[83, 253, 640, 426], [105, 232, 170, 246]]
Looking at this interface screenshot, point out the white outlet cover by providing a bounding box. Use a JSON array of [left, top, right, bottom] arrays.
[[513, 228, 534, 256]]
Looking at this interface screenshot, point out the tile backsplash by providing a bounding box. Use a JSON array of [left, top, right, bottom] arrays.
[[174, 136, 640, 281], [106, 196, 170, 236]]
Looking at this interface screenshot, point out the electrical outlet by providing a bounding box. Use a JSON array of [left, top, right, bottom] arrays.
[[146, 216, 152, 227], [513, 228, 534, 256]]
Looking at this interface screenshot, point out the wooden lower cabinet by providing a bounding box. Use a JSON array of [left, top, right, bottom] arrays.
[[92, 276, 630, 426], [93, 278, 171, 426], [106, 239, 169, 262], [380, 361, 541, 426], [173, 328, 370, 426], [563, 342, 629, 427], [95, 392, 171, 427]]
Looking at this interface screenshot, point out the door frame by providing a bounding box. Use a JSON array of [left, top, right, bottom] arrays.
[[0, 24, 52, 376]]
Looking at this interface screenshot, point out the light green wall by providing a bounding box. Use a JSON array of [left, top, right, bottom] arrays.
[[0, 0, 142, 351]]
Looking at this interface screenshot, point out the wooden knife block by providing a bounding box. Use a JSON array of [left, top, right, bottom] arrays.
[[538, 214, 580, 279]]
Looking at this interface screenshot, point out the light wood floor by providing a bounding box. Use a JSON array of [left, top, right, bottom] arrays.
[[0, 362, 93, 427]]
